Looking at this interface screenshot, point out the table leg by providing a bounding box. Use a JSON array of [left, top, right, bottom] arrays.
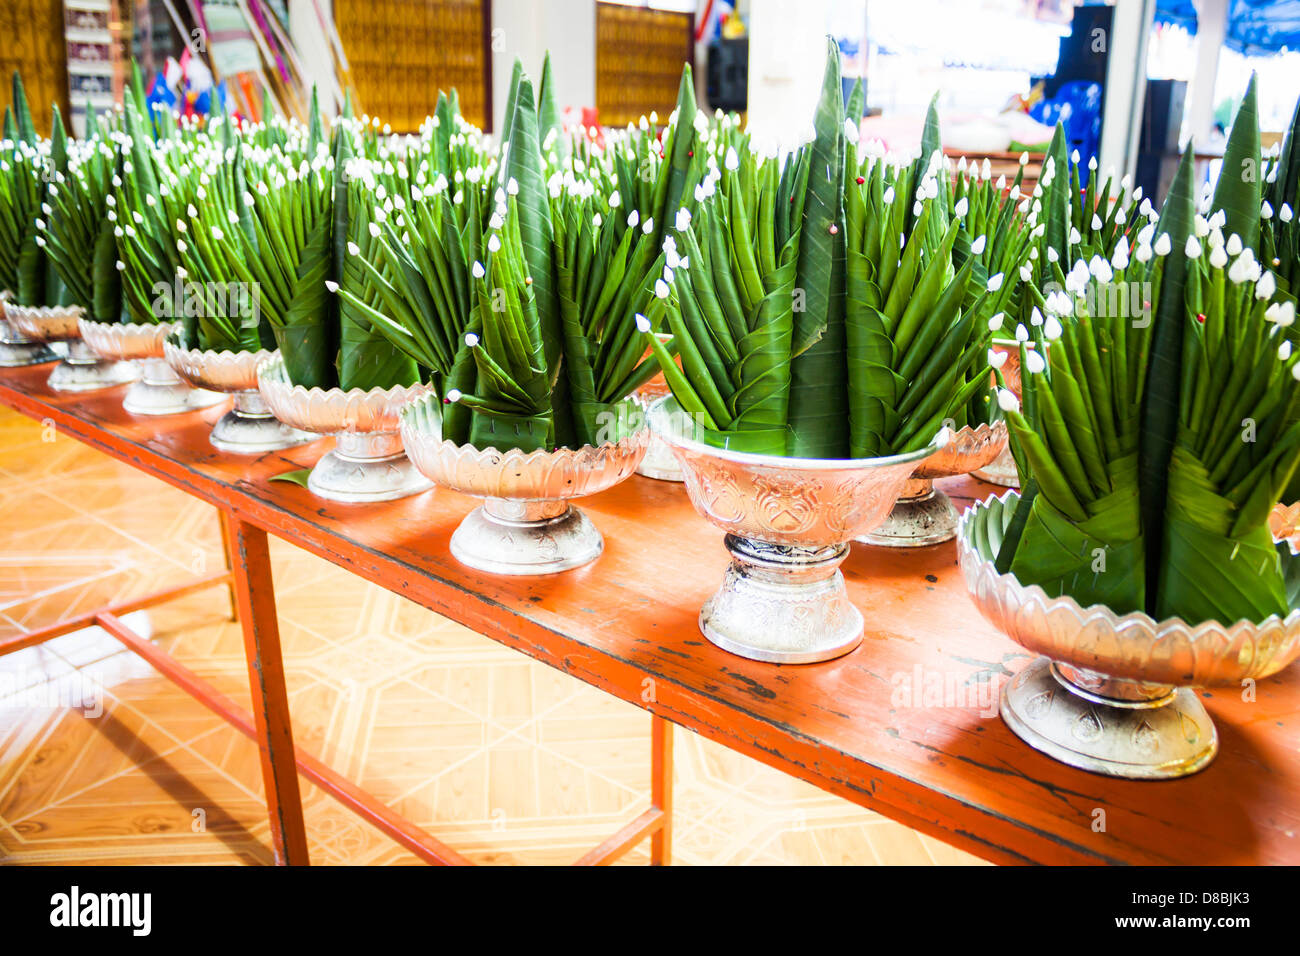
[[651, 715, 673, 866], [225, 513, 310, 865], [216, 508, 237, 621]]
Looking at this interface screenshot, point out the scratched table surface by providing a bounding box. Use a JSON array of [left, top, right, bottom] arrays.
[[3, 362, 1298, 866]]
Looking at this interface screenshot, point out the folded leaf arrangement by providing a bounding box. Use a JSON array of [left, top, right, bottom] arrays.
[[642, 40, 994, 460], [1, 72, 73, 309], [340, 61, 665, 453], [996, 140, 1300, 627], [102, 82, 415, 397], [40, 113, 120, 321]]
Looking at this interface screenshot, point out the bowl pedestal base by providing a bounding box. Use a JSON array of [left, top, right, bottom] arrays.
[[635, 432, 684, 482], [48, 341, 138, 392], [700, 535, 864, 664], [0, 317, 58, 367], [124, 358, 225, 416], [859, 478, 960, 547], [973, 445, 1019, 487], [0, 328, 57, 367], [210, 390, 315, 454], [306, 432, 432, 503], [1001, 657, 1219, 780], [451, 498, 604, 575]]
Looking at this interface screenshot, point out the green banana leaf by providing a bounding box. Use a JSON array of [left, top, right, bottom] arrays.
[[1211, 75, 1261, 253], [536, 52, 562, 152], [1157, 444, 1287, 623], [787, 37, 848, 458], [1137, 146, 1197, 613], [1008, 453, 1144, 614], [10, 71, 35, 144], [503, 73, 575, 447]]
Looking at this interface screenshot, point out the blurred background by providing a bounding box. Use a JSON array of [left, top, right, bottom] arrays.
[[2, 0, 1297, 203]]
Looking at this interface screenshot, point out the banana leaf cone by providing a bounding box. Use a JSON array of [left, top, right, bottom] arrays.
[[16, 234, 43, 306], [1155, 445, 1289, 624], [468, 410, 554, 454], [1007, 452, 1145, 614], [331, 138, 417, 393], [337, 301, 419, 391], [91, 217, 122, 322], [787, 37, 848, 459], [271, 223, 337, 388]]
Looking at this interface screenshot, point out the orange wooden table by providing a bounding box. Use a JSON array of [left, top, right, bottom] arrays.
[[3, 361, 1299, 866]]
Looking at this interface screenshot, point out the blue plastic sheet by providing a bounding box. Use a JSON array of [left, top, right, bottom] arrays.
[[1155, 0, 1300, 57]]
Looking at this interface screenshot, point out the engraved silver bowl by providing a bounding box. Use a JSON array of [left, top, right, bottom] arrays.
[[0, 291, 58, 367], [163, 337, 313, 454], [649, 396, 946, 664], [6, 303, 137, 391], [78, 319, 223, 416], [959, 491, 1300, 779], [400, 393, 649, 574], [257, 354, 434, 503], [860, 421, 1008, 547]]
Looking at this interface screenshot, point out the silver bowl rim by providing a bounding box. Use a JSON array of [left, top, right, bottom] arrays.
[[256, 351, 434, 405], [78, 317, 175, 334], [646, 394, 947, 471], [399, 390, 647, 462], [957, 488, 1300, 636], [4, 302, 86, 339], [78, 317, 174, 353], [163, 333, 276, 365]]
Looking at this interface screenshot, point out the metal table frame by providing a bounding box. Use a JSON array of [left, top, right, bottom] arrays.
[[0, 386, 669, 866]]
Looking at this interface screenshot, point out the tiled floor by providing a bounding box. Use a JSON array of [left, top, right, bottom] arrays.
[[0, 404, 985, 865]]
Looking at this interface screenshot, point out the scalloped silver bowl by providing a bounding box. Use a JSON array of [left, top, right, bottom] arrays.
[[958, 491, 1300, 779], [78, 319, 223, 415], [0, 293, 58, 367], [649, 396, 946, 663], [6, 303, 137, 391], [861, 421, 1008, 547], [400, 393, 649, 574], [257, 354, 434, 502], [163, 338, 313, 454]]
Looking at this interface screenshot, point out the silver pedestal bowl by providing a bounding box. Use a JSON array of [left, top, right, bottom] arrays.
[[78, 319, 223, 415], [5, 304, 137, 391], [860, 421, 1007, 547], [959, 491, 1300, 779], [633, 374, 683, 482], [257, 354, 434, 503], [400, 393, 649, 575], [163, 338, 314, 454], [0, 292, 58, 367], [649, 397, 945, 664]]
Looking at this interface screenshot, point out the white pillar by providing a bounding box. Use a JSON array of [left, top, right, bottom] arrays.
[[1186, 0, 1228, 144], [288, 0, 343, 114], [490, 0, 596, 133], [1098, 0, 1156, 179], [746, 0, 832, 152]]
